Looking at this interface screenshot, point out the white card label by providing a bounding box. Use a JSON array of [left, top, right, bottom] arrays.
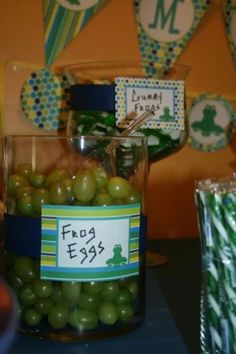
[[115, 77, 185, 130]]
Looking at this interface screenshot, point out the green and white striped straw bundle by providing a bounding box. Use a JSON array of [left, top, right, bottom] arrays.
[[195, 176, 236, 354]]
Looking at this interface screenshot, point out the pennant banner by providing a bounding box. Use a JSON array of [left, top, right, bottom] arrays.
[[43, 0, 108, 67], [223, 0, 236, 66], [134, 0, 211, 74]]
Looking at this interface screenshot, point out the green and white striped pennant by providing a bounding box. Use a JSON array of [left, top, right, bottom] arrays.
[[43, 0, 109, 67]]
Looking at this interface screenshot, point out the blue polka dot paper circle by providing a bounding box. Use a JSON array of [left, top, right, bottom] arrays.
[[20, 69, 70, 131]]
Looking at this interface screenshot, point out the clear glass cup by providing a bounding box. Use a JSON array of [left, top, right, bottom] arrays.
[[58, 60, 190, 266], [3, 134, 148, 341], [59, 60, 189, 163]]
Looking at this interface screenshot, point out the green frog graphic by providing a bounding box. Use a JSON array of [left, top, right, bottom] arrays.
[[191, 104, 224, 136], [159, 106, 175, 122], [106, 244, 127, 266]]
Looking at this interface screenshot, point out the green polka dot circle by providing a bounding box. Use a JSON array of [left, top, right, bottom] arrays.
[[188, 94, 236, 152], [20, 69, 70, 131]]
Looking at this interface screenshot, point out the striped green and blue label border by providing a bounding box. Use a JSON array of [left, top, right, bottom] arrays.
[[41, 203, 141, 282]]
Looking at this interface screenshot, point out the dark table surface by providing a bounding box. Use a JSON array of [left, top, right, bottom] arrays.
[[148, 238, 201, 354], [3, 238, 201, 354]]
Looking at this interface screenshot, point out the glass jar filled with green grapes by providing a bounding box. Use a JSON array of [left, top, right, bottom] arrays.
[[3, 135, 148, 340]]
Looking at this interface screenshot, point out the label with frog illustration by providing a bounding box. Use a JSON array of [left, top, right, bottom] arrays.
[[115, 77, 185, 130], [188, 94, 235, 152], [40, 204, 141, 281]]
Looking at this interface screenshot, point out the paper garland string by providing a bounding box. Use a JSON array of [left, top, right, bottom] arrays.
[[188, 93, 236, 152], [43, 0, 108, 67], [134, 0, 211, 75], [20, 68, 70, 131], [223, 0, 236, 67]]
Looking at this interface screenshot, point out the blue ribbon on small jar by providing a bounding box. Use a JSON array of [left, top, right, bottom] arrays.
[[70, 84, 115, 111]]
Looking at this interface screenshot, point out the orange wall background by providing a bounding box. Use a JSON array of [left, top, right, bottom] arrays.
[[1, 0, 236, 239]]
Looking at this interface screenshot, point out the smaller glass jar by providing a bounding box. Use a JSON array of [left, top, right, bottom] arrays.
[[3, 135, 147, 341], [61, 60, 189, 163]]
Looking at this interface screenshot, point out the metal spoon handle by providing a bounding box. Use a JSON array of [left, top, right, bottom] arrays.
[[105, 110, 155, 154]]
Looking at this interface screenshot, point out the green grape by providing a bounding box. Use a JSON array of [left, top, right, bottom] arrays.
[[62, 177, 74, 204], [100, 281, 119, 301], [14, 257, 36, 283], [16, 163, 33, 179], [35, 298, 53, 315], [7, 268, 23, 292], [8, 174, 29, 196], [29, 172, 45, 188], [72, 200, 90, 206], [61, 281, 81, 304], [51, 284, 64, 304], [44, 169, 70, 188], [49, 181, 67, 205], [32, 188, 51, 214], [23, 308, 42, 326], [17, 195, 34, 216], [107, 177, 131, 200], [96, 186, 107, 194], [98, 302, 118, 325], [92, 193, 113, 206], [82, 281, 104, 295], [69, 309, 98, 330], [117, 278, 131, 288], [78, 293, 100, 311], [33, 279, 53, 298], [19, 284, 37, 306], [90, 165, 108, 189], [124, 187, 141, 204], [117, 304, 133, 323], [115, 289, 132, 305], [72, 170, 96, 202], [16, 185, 34, 200], [48, 304, 69, 329], [126, 281, 138, 299]]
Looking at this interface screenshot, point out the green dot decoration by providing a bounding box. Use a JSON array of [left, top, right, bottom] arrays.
[[20, 69, 70, 131]]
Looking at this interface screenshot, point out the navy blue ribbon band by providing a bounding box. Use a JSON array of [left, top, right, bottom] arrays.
[[4, 213, 147, 258], [4, 214, 41, 257], [70, 84, 115, 111]]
